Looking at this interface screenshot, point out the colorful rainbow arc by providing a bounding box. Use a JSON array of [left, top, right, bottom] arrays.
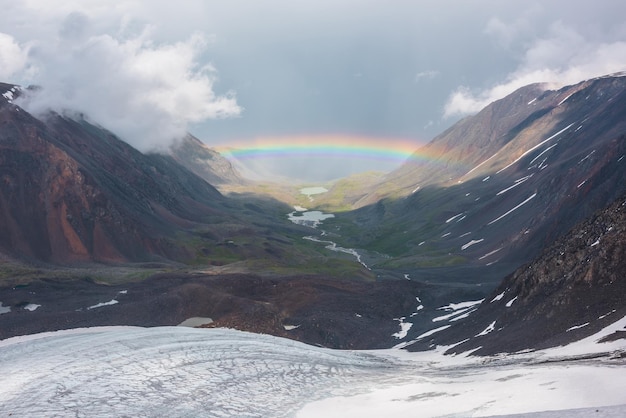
[[214, 135, 427, 163]]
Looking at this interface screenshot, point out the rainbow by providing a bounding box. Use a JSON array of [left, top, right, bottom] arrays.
[[214, 135, 425, 163]]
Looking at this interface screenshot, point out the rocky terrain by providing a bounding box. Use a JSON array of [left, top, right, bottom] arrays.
[[407, 191, 626, 354], [0, 272, 427, 349]]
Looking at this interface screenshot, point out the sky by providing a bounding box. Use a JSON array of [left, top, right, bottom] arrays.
[[1, 0, 626, 182]]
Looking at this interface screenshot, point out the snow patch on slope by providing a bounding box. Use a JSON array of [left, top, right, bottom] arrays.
[[496, 123, 574, 174], [0, 302, 10, 315], [488, 193, 537, 225], [86, 299, 118, 310], [476, 320, 497, 337], [491, 291, 506, 303], [392, 318, 413, 339], [461, 238, 484, 250]]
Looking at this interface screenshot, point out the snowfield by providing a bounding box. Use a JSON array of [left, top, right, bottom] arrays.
[[0, 323, 625, 417]]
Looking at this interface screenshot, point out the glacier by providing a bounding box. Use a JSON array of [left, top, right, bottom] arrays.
[[0, 324, 625, 417]]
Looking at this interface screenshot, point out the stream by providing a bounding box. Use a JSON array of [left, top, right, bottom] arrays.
[[287, 187, 370, 269]]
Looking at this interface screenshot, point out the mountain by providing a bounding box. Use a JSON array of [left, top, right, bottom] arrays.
[[322, 74, 626, 283], [361, 72, 626, 202], [1, 75, 625, 355], [0, 83, 223, 263], [0, 81, 422, 347], [0, 82, 303, 267], [406, 190, 626, 355], [169, 134, 246, 187]]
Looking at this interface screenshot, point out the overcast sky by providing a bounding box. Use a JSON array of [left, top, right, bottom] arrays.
[[2, 1, 626, 182]]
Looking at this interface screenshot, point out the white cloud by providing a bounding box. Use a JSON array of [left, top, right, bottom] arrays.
[[414, 70, 439, 82], [0, 33, 29, 80], [444, 21, 626, 118], [483, 6, 542, 50], [5, 3, 241, 151]]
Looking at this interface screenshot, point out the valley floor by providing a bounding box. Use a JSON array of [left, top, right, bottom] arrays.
[[0, 320, 624, 417]]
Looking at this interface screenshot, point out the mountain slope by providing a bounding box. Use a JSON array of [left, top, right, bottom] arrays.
[[406, 191, 626, 355], [169, 134, 246, 187], [325, 74, 626, 279], [356, 82, 552, 204], [0, 83, 292, 265], [360, 74, 624, 202]]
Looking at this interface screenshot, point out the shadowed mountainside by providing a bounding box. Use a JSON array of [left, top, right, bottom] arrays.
[[1, 83, 217, 263], [0, 83, 312, 267], [406, 191, 626, 355]]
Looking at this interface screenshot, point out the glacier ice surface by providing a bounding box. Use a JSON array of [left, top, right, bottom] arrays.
[[0, 322, 625, 417]]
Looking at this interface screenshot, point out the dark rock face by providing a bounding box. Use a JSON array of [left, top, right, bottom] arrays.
[[0, 83, 232, 263], [407, 193, 626, 355]]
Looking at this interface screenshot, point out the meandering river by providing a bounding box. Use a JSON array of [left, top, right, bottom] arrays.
[[287, 187, 370, 269]]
